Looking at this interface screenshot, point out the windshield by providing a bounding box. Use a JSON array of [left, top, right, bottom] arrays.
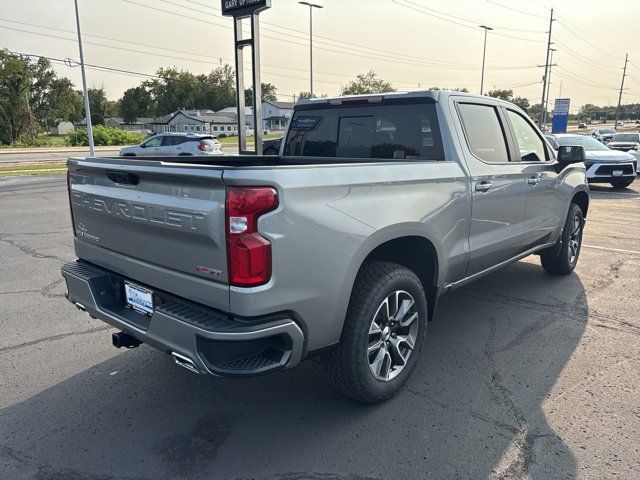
[[612, 133, 639, 142], [600, 128, 616, 134], [557, 135, 609, 151], [283, 102, 444, 160]]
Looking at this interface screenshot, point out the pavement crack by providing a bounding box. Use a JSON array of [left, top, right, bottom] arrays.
[[0, 234, 67, 262], [0, 325, 112, 354]]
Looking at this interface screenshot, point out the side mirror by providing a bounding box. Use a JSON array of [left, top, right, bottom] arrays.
[[557, 145, 586, 169]]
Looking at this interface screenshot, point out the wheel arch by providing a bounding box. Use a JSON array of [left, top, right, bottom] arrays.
[[346, 232, 442, 324], [571, 189, 589, 218]]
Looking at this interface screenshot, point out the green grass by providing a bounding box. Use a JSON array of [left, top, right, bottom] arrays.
[[0, 162, 67, 176]]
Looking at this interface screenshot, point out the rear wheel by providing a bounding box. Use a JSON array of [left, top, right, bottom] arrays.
[[610, 179, 634, 189], [540, 203, 584, 275], [321, 261, 427, 403]]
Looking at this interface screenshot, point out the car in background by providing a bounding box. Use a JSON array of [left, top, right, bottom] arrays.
[[262, 136, 283, 155], [590, 127, 617, 144], [546, 134, 636, 189], [607, 132, 640, 152], [578, 122, 587, 129], [119, 133, 223, 157]]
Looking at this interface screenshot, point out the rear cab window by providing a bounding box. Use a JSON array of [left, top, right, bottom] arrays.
[[283, 101, 444, 161], [456, 103, 510, 163]]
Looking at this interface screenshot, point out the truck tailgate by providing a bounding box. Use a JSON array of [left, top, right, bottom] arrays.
[[67, 157, 229, 311]]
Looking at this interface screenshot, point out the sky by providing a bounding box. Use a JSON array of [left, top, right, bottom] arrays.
[[1, 0, 640, 112]]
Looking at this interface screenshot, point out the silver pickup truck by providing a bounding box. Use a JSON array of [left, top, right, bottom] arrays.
[[62, 91, 589, 403]]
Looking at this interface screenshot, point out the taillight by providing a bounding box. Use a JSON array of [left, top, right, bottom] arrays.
[[198, 142, 208, 151], [226, 186, 278, 287], [67, 171, 76, 238]]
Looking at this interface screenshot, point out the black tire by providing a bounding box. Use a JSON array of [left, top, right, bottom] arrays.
[[610, 179, 634, 189], [540, 203, 584, 275], [320, 261, 428, 403], [263, 148, 278, 156]]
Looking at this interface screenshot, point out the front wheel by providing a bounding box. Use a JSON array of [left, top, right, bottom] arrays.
[[540, 203, 584, 275], [610, 179, 634, 189], [320, 261, 427, 403]]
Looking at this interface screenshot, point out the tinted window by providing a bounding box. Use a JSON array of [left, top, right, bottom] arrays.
[[283, 103, 443, 160], [557, 135, 609, 151], [457, 103, 509, 163], [506, 110, 547, 162], [143, 136, 162, 148], [612, 133, 639, 142]]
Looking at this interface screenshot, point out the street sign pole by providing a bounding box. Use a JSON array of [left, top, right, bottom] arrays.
[[222, 0, 271, 155]]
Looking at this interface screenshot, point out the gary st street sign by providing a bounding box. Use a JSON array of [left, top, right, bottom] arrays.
[[221, 0, 271, 18]]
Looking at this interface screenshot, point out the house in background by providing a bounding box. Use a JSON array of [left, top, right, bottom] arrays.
[[49, 120, 74, 135], [261, 101, 293, 132], [149, 110, 238, 137], [217, 106, 254, 128], [105, 117, 152, 132]]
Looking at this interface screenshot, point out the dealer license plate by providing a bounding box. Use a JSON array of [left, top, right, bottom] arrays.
[[612, 170, 623, 177], [124, 282, 154, 317]]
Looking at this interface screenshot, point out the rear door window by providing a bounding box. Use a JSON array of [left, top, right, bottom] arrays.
[[283, 103, 444, 160], [457, 103, 510, 163]]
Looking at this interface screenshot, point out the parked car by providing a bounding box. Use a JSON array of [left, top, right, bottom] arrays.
[[607, 132, 640, 152], [590, 127, 617, 144], [262, 136, 283, 155], [578, 122, 587, 129], [119, 133, 223, 156], [63, 91, 589, 403], [546, 134, 636, 189]]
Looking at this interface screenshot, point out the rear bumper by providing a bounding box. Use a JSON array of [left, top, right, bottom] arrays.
[[61, 261, 305, 376]]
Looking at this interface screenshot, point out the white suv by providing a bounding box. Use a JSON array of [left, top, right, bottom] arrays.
[[119, 133, 223, 157]]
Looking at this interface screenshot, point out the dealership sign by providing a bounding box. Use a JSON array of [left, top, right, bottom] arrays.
[[552, 98, 570, 134], [221, 0, 271, 17]]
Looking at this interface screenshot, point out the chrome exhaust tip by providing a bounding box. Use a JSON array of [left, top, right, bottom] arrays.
[[171, 352, 201, 374]]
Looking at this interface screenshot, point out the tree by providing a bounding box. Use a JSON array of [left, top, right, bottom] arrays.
[[120, 86, 152, 123], [145, 68, 199, 116], [429, 86, 469, 92], [340, 71, 395, 96], [88, 87, 108, 125], [486, 89, 514, 101], [296, 91, 328, 101], [244, 82, 278, 105], [512, 97, 530, 111], [0, 51, 38, 143]]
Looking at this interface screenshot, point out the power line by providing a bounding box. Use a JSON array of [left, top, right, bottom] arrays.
[[391, 0, 545, 43], [485, 0, 547, 19]]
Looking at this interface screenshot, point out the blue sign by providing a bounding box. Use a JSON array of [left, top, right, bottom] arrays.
[[551, 98, 570, 134]]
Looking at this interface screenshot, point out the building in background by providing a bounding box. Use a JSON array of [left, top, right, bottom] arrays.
[[261, 101, 293, 132], [148, 110, 238, 137], [104, 117, 153, 132], [49, 120, 74, 135]]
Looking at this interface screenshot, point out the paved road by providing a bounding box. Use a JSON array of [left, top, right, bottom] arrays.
[[1, 176, 639, 479]]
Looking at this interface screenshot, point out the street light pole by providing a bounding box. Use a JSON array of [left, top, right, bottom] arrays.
[[73, 0, 94, 157], [299, 2, 323, 97], [479, 25, 493, 95]]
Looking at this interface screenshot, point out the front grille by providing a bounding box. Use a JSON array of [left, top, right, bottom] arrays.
[[594, 164, 634, 176]]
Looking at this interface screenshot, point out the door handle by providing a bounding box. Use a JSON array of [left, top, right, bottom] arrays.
[[475, 181, 493, 192], [527, 174, 542, 185]]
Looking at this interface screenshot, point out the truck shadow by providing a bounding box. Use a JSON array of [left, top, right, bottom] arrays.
[[0, 260, 587, 480]]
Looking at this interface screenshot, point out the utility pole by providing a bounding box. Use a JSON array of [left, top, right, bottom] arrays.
[[479, 25, 493, 95], [74, 0, 94, 157], [299, 2, 323, 97], [543, 48, 557, 123], [539, 8, 555, 128], [614, 54, 628, 129]]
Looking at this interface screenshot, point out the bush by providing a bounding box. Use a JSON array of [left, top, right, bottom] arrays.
[[10, 135, 70, 148], [218, 133, 226, 138], [68, 125, 146, 147]]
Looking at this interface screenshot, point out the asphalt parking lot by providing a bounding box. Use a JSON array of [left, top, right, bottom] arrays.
[[1, 175, 639, 480]]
